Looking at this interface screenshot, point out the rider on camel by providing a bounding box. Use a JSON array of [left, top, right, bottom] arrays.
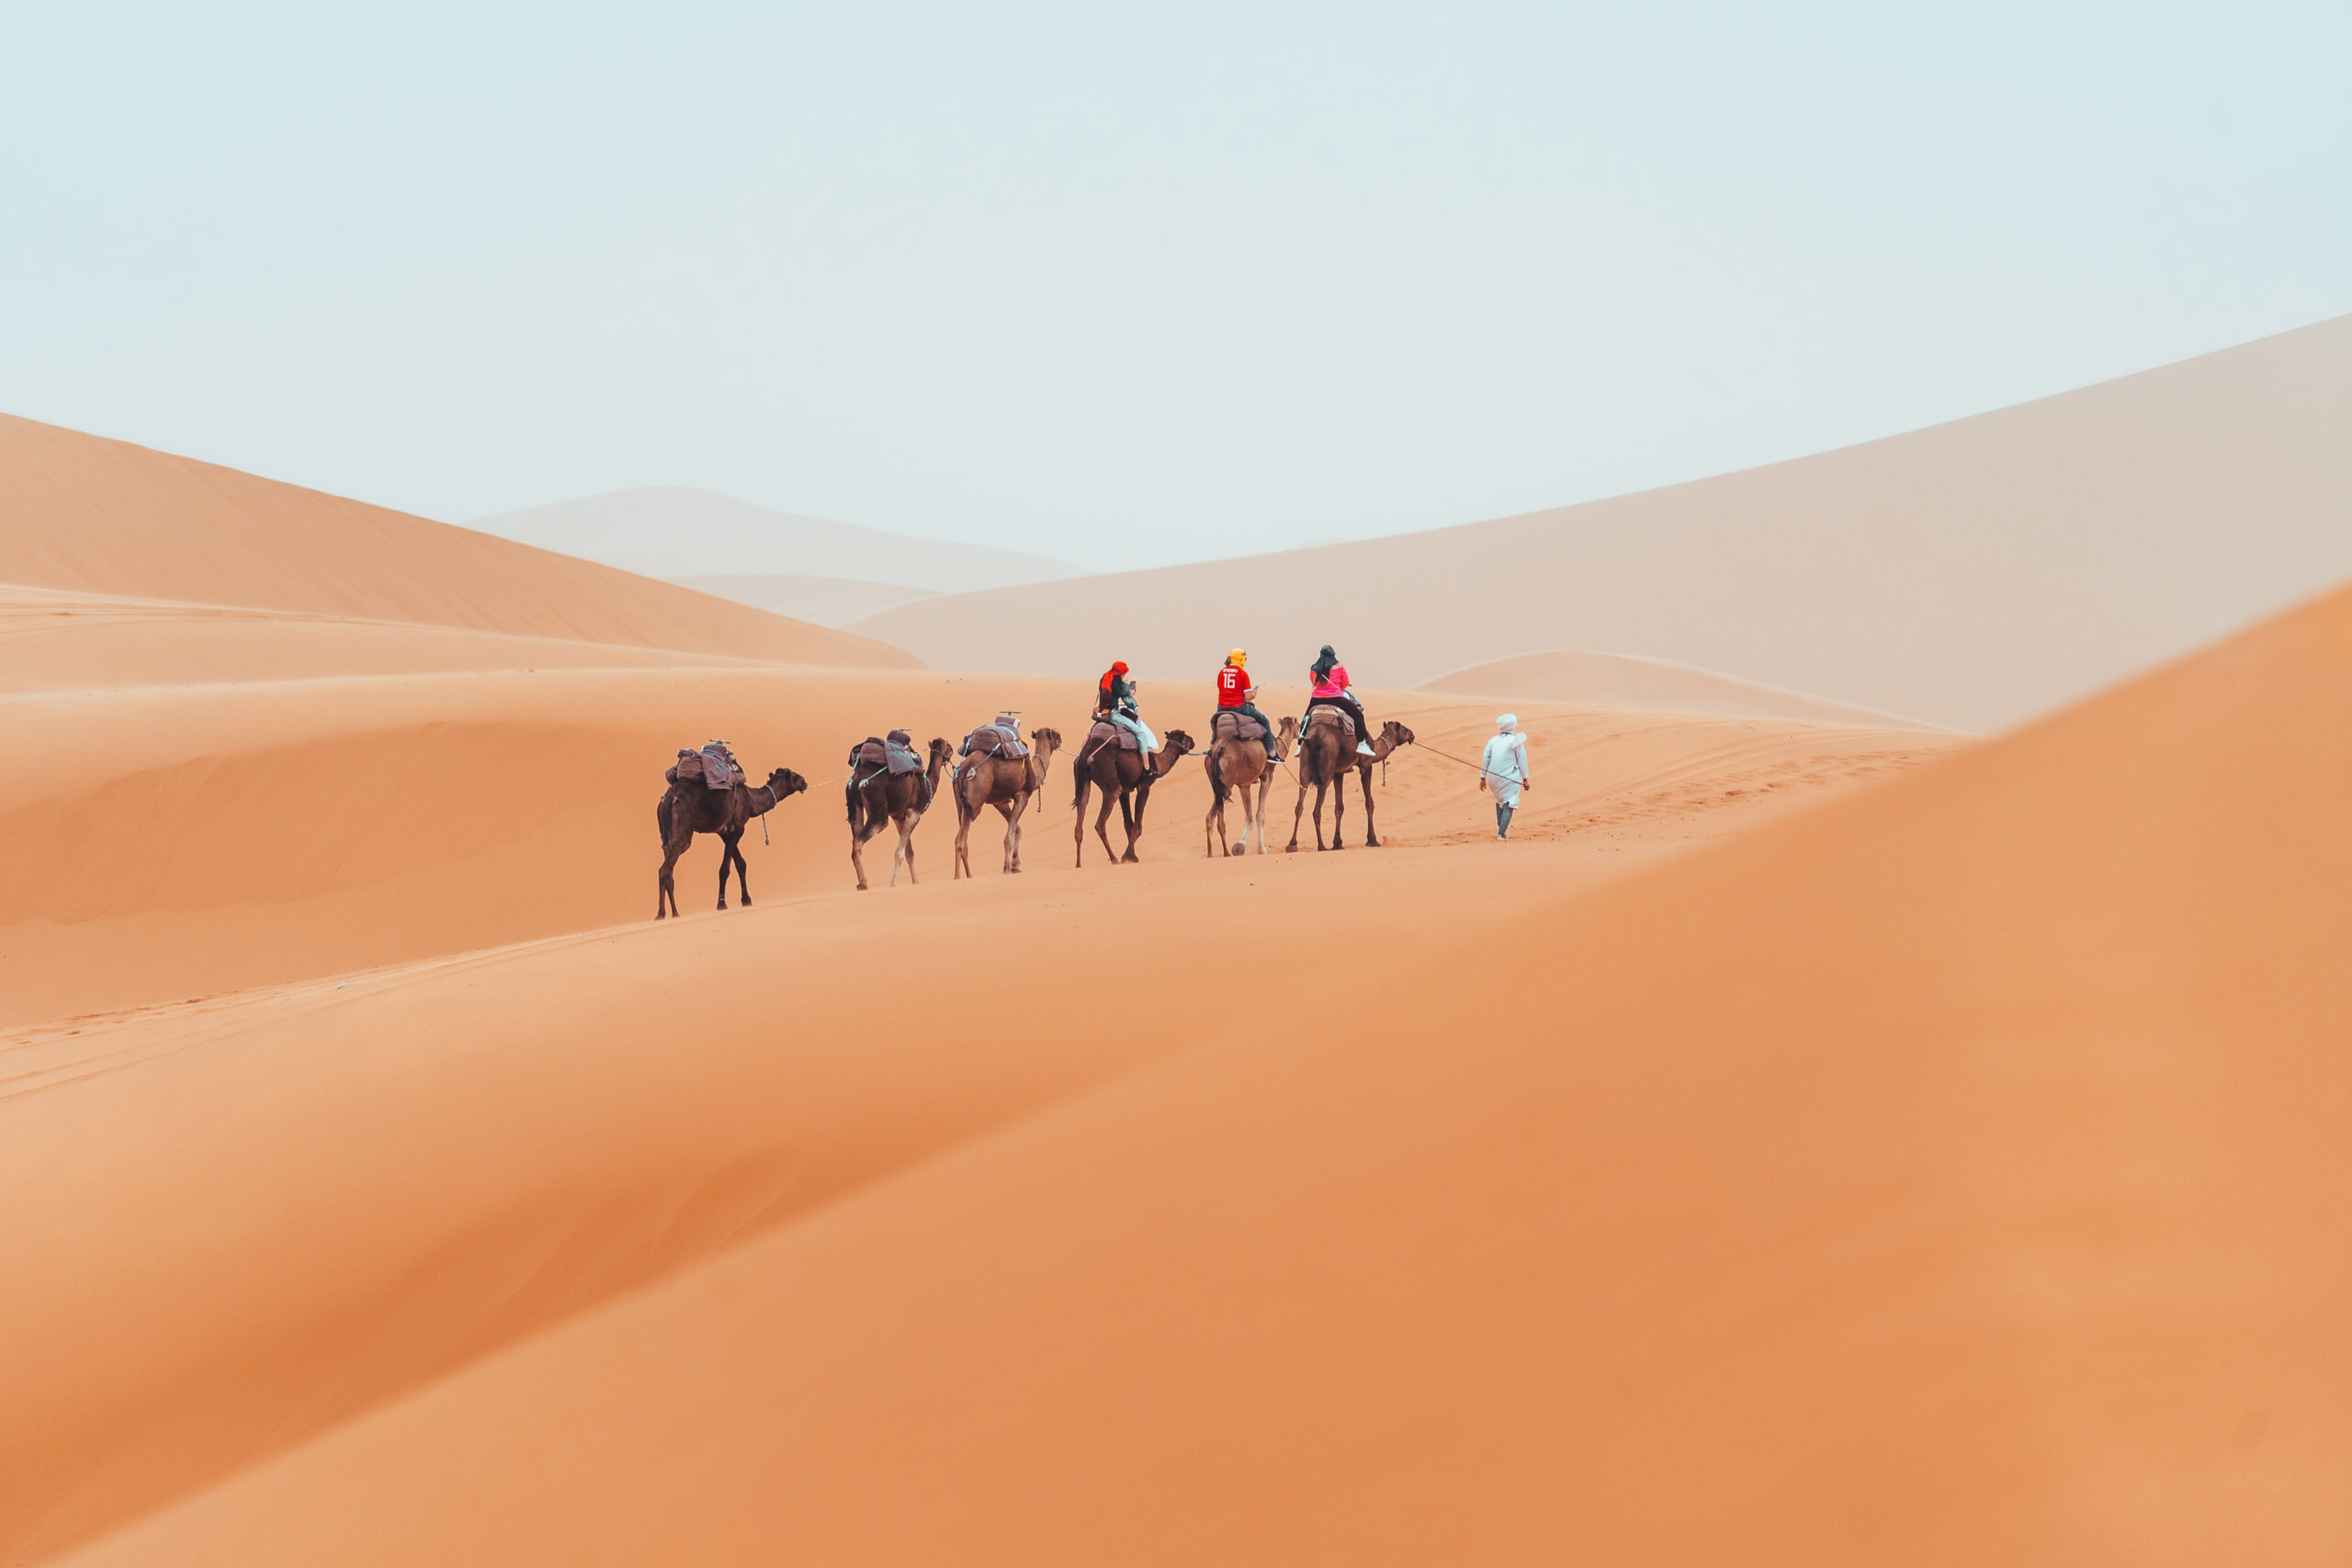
[[1095, 660, 1159, 761], [1306, 645, 1374, 755], [1214, 649, 1276, 754]]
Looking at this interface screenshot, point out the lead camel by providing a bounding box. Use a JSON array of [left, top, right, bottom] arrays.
[[1286, 711, 1414, 852], [1072, 727, 1195, 866]]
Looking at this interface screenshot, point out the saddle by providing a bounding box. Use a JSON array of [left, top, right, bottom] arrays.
[[667, 742, 741, 791], [849, 729, 925, 775], [960, 722, 1028, 761], [1212, 710, 1267, 743], [1305, 704, 1357, 744], [1086, 718, 1140, 752]]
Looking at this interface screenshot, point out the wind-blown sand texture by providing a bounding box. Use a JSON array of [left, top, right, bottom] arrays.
[[471, 486, 1087, 592], [1419, 649, 1947, 728], [851, 314, 2352, 731]]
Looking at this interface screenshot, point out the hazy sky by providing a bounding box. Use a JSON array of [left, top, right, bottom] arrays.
[[3, 3, 2345, 572]]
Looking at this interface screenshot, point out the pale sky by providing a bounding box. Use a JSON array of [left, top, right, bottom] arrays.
[[2, 2, 2345, 571]]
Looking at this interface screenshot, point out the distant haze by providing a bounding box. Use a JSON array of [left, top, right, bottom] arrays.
[[2, 6, 2345, 570], [470, 489, 1085, 593]]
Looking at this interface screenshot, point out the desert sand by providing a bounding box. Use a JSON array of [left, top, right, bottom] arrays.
[[850, 314, 2351, 731], [5, 325, 2346, 1567]]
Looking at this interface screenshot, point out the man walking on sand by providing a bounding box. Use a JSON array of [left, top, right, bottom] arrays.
[[1479, 714, 1532, 840]]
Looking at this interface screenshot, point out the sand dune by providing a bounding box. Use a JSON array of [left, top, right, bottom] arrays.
[[1419, 649, 1946, 728], [45, 577, 2352, 1567], [473, 487, 1087, 592], [850, 315, 2352, 730], [667, 572, 940, 627], [0, 415, 915, 668]]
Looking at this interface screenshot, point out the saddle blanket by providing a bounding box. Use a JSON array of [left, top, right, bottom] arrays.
[[1212, 711, 1267, 742], [1086, 718, 1140, 751], [961, 723, 1028, 760], [1305, 704, 1357, 742], [669, 745, 742, 790], [850, 731, 925, 774]]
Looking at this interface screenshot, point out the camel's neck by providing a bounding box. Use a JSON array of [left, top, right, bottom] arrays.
[[747, 784, 778, 815], [925, 752, 950, 791]]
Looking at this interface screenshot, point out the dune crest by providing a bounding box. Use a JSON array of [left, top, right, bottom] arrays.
[[0, 415, 916, 668], [850, 314, 2352, 730], [1419, 649, 1947, 729]]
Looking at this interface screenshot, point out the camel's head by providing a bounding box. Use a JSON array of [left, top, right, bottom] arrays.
[[1381, 721, 1415, 750], [1029, 726, 1062, 753], [1277, 715, 1301, 746], [1160, 728, 1196, 760], [928, 736, 956, 768], [767, 767, 808, 799]]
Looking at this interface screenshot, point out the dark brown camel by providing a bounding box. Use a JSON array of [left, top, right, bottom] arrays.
[[1286, 713, 1415, 852], [1072, 727, 1195, 866], [952, 727, 1061, 879], [1203, 713, 1299, 857], [846, 736, 955, 890], [654, 766, 808, 919]]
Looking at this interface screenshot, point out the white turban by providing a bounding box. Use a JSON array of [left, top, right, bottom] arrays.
[[1498, 714, 1517, 732]]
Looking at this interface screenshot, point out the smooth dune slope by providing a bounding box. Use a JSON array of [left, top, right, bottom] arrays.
[[473, 487, 1086, 592], [1419, 649, 1945, 728], [62, 583, 2352, 1565], [0, 415, 915, 668], [0, 584, 765, 694], [852, 314, 2352, 730]]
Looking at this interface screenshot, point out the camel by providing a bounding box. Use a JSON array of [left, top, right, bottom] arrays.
[[1286, 711, 1416, 852], [655, 766, 809, 919], [1203, 712, 1300, 857], [952, 726, 1062, 879], [1071, 725, 1196, 867], [846, 736, 955, 890]]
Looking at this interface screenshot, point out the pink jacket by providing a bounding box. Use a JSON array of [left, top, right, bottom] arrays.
[[1310, 664, 1350, 699]]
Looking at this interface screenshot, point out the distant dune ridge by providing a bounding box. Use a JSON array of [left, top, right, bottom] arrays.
[[852, 314, 2352, 731], [666, 572, 941, 627], [470, 486, 1087, 594], [1419, 649, 1947, 729], [0, 414, 916, 669]]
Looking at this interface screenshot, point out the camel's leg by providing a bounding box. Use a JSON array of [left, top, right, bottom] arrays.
[[1286, 773, 1310, 852], [1251, 773, 1272, 853], [1238, 773, 1260, 855], [953, 805, 973, 881], [1329, 770, 1346, 852], [718, 829, 745, 908], [891, 811, 920, 886], [1359, 764, 1379, 848], [1315, 779, 1334, 850], [1092, 789, 1121, 865], [997, 797, 1021, 874], [1073, 776, 1091, 867], [1118, 788, 1141, 863], [852, 815, 883, 892], [657, 846, 682, 919]]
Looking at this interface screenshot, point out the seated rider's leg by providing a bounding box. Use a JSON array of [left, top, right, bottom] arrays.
[[1333, 694, 1372, 751], [1238, 702, 1272, 750]]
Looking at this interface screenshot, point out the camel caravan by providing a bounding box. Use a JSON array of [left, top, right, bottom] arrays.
[[650, 646, 1416, 910]]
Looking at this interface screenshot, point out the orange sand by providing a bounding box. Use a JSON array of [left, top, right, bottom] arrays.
[[5, 391, 2345, 1565]]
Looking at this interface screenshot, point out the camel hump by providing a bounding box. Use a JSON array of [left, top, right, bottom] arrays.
[[1305, 704, 1356, 741]]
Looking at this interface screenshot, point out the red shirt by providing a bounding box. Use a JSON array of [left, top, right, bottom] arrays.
[[1216, 664, 1253, 707]]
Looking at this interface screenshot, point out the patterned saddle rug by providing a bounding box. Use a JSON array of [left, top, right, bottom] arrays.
[[1086, 718, 1141, 752], [1212, 711, 1268, 743], [667, 742, 742, 790], [849, 729, 925, 775], [1304, 704, 1358, 744], [961, 722, 1028, 760]]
